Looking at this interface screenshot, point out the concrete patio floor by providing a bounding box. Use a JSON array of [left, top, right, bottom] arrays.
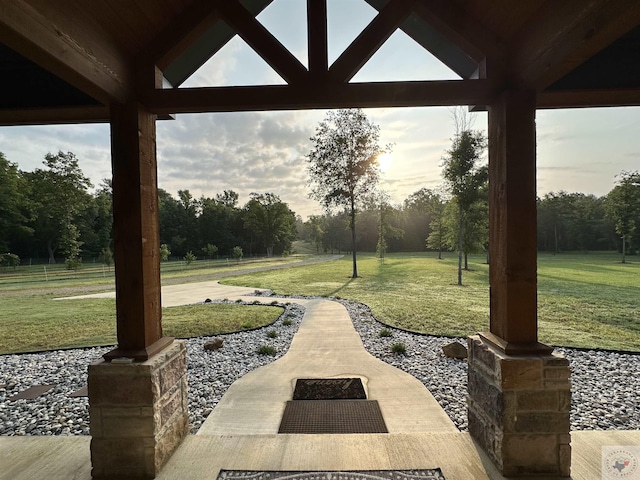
[[3, 281, 639, 479]]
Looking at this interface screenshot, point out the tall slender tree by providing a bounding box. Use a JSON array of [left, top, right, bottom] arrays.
[[605, 171, 640, 263], [307, 109, 386, 278], [441, 130, 487, 285]]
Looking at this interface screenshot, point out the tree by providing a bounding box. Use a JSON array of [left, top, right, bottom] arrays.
[[307, 109, 386, 278], [0, 152, 32, 253], [232, 246, 243, 262], [201, 244, 218, 259], [25, 151, 92, 263], [441, 129, 488, 285], [424, 191, 447, 259], [160, 243, 171, 261], [375, 193, 403, 262], [243, 193, 297, 257], [605, 171, 640, 263]]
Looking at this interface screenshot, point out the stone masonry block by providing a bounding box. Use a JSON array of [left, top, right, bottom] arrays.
[[516, 390, 559, 411], [544, 354, 570, 367], [499, 357, 543, 389], [89, 341, 188, 480], [467, 335, 572, 477], [502, 434, 560, 476], [515, 412, 570, 434], [468, 336, 497, 373], [468, 367, 504, 426], [544, 367, 571, 380]]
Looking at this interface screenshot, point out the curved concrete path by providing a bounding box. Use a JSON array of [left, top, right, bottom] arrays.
[[199, 294, 457, 435], [6, 280, 640, 478]]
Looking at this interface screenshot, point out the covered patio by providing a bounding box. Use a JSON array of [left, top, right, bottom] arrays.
[[1, 1, 639, 478]]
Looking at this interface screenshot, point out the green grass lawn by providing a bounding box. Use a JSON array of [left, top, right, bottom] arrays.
[[1, 251, 638, 353], [222, 251, 640, 351], [0, 256, 311, 354]]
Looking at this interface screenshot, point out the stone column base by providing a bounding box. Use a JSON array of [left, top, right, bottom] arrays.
[[467, 335, 571, 477], [88, 340, 188, 479]]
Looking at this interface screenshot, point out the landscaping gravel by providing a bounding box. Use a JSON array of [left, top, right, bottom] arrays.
[[0, 296, 638, 437], [341, 299, 640, 432], [0, 299, 304, 436]]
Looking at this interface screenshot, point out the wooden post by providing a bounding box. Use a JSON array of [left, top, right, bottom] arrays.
[[107, 101, 172, 361], [485, 90, 551, 354]]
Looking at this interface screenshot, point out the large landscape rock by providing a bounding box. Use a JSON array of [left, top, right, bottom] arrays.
[[442, 341, 468, 359], [204, 338, 224, 351]]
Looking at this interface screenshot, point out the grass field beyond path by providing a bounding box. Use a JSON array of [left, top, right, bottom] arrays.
[[222, 252, 640, 352], [1, 252, 638, 353]]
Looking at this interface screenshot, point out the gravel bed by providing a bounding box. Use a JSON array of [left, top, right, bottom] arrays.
[[1, 295, 638, 436], [341, 298, 640, 432], [0, 299, 304, 436]]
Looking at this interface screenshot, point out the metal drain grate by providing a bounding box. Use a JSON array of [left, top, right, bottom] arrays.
[[278, 400, 388, 434], [293, 378, 366, 400]]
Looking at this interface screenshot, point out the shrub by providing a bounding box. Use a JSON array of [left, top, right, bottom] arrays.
[[0, 253, 20, 270], [390, 342, 407, 355], [257, 345, 277, 356], [267, 330, 278, 338], [379, 328, 393, 338], [232, 246, 243, 262], [184, 251, 196, 265], [160, 244, 171, 261], [282, 319, 293, 326]]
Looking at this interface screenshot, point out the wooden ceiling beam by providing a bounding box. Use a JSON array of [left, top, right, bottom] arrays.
[[0, 0, 134, 104], [136, 0, 222, 70], [537, 88, 640, 109], [511, 0, 640, 91], [307, 0, 328, 76], [215, 1, 308, 85], [143, 79, 493, 114], [329, 0, 416, 83], [0, 106, 110, 126], [411, 0, 501, 66]]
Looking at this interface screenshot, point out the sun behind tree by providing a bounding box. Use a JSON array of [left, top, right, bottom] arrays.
[[306, 109, 388, 278]]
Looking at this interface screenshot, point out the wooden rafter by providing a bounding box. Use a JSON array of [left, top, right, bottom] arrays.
[[0, 0, 133, 104], [215, 1, 308, 85], [538, 88, 640, 109], [136, 0, 222, 70], [143, 79, 492, 114], [307, 0, 328, 76], [511, 0, 640, 91], [0, 106, 110, 126], [329, 0, 416, 83], [411, 0, 500, 66]]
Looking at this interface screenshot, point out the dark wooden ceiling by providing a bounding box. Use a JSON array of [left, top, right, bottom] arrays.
[[0, 0, 639, 125]]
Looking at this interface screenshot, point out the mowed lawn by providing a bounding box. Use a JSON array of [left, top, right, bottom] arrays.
[[0, 257, 304, 354], [1, 251, 638, 353], [222, 251, 640, 351]]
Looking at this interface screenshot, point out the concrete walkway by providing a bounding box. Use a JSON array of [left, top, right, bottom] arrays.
[[5, 281, 640, 479]]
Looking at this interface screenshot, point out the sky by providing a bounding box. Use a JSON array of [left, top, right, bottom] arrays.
[[0, 0, 638, 220]]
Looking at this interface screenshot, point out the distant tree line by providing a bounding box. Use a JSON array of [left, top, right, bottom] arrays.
[[2, 148, 638, 268], [299, 174, 640, 260], [0, 151, 297, 267]]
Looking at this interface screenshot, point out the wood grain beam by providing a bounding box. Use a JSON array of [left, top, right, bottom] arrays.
[[136, 0, 222, 70], [143, 80, 493, 114], [0, 106, 110, 126], [307, 0, 328, 76], [511, 0, 640, 91], [107, 101, 173, 360], [215, 1, 308, 85], [0, 0, 133, 104], [329, 0, 416, 83], [411, 0, 501, 65], [488, 90, 540, 348], [537, 88, 640, 108]]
